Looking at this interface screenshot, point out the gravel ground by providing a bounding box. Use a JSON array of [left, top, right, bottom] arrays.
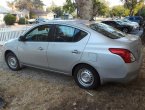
[[0, 46, 144, 110]]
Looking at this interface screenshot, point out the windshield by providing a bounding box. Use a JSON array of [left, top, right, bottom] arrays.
[[123, 19, 129, 22], [123, 19, 132, 23], [115, 20, 125, 25], [89, 23, 126, 39]]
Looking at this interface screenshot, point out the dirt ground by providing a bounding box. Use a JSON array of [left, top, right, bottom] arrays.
[[0, 46, 144, 110]]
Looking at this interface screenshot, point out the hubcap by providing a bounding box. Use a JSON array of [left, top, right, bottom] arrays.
[[7, 56, 17, 69], [77, 69, 94, 87], [123, 28, 128, 33]]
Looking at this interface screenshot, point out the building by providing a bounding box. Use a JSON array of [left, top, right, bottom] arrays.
[[0, 6, 30, 24], [31, 9, 56, 20], [11, 9, 30, 21], [0, 6, 10, 24]]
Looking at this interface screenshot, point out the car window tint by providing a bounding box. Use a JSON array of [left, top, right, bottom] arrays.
[[89, 23, 126, 39], [135, 17, 140, 20], [103, 21, 115, 26], [73, 28, 88, 42], [116, 21, 124, 25], [102, 21, 110, 25], [129, 17, 134, 20], [25, 25, 51, 42], [111, 21, 117, 25], [54, 25, 87, 42]]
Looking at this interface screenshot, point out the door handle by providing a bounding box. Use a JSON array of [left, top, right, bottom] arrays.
[[38, 47, 44, 50], [72, 50, 80, 54]]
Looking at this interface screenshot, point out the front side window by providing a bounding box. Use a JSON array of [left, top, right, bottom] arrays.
[[25, 25, 51, 42], [54, 25, 88, 42], [129, 17, 134, 20]]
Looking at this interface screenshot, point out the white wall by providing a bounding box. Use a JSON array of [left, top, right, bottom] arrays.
[[0, 14, 5, 25]]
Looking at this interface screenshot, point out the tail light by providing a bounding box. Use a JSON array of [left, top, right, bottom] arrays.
[[109, 48, 135, 63]]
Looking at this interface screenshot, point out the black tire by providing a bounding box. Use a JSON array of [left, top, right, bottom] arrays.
[[122, 28, 129, 33], [73, 64, 100, 89], [5, 52, 21, 71]]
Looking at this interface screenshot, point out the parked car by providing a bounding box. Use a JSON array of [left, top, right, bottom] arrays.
[[27, 19, 36, 24], [122, 19, 139, 30], [2, 21, 143, 89], [125, 16, 143, 26], [53, 18, 62, 20], [102, 20, 134, 33], [35, 18, 48, 23]]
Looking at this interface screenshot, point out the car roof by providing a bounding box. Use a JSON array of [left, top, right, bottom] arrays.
[[34, 20, 96, 29], [27, 20, 99, 33], [125, 16, 143, 18], [41, 20, 91, 24], [102, 20, 115, 22]]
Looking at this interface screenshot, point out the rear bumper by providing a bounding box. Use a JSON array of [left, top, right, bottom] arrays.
[[100, 52, 143, 84], [102, 67, 140, 84]]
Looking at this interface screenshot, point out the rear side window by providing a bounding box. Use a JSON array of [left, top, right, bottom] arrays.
[[135, 17, 142, 20], [54, 25, 88, 42], [89, 23, 126, 39]]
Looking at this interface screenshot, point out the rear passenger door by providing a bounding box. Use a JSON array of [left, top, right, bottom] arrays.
[[47, 24, 90, 73]]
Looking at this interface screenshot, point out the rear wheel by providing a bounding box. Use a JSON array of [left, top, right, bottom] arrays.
[[5, 52, 21, 71], [73, 64, 100, 89]]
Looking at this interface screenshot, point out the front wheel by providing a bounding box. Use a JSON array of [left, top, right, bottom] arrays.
[[73, 65, 100, 89], [5, 52, 21, 71], [122, 28, 129, 33]]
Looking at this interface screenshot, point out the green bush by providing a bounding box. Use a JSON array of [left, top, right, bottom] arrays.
[[18, 17, 28, 24], [4, 14, 16, 25]]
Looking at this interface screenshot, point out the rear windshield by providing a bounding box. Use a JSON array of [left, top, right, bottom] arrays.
[[89, 23, 126, 39]]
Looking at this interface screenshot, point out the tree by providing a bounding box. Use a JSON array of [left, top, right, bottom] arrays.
[[121, 0, 144, 16], [111, 5, 126, 17], [14, 0, 44, 10], [137, 6, 145, 18], [75, 0, 109, 20], [52, 7, 63, 17], [33, 0, 44, 10], [63, 0, 76, 14], [75, 0, 93, 20], [47, 2, 63, 18], [15, 0, 33, 10], [7, 1, 16, 10], [92, 0, 109, 17]]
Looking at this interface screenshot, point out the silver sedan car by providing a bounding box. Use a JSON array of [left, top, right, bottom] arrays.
[[2, 21, 143, 89]]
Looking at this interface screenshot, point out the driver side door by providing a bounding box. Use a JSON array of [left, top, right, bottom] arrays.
[[18, 24, 53, 68]]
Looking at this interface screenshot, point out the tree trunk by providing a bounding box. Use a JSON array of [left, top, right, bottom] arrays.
[[129, 8, 134, 16], [75, 0, 93, 20]]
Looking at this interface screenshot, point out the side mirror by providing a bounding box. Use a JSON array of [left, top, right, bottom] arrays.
[[18, 35, 26, 41]]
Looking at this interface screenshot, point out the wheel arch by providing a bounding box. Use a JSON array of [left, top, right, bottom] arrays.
[[72, 63, 100, 77], [4, 50, 16, 60]]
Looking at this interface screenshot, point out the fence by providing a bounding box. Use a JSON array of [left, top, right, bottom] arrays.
[[0, 26, 31, 45]]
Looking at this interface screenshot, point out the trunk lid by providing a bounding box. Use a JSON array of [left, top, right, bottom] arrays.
[[115, 34, 142, 61]]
